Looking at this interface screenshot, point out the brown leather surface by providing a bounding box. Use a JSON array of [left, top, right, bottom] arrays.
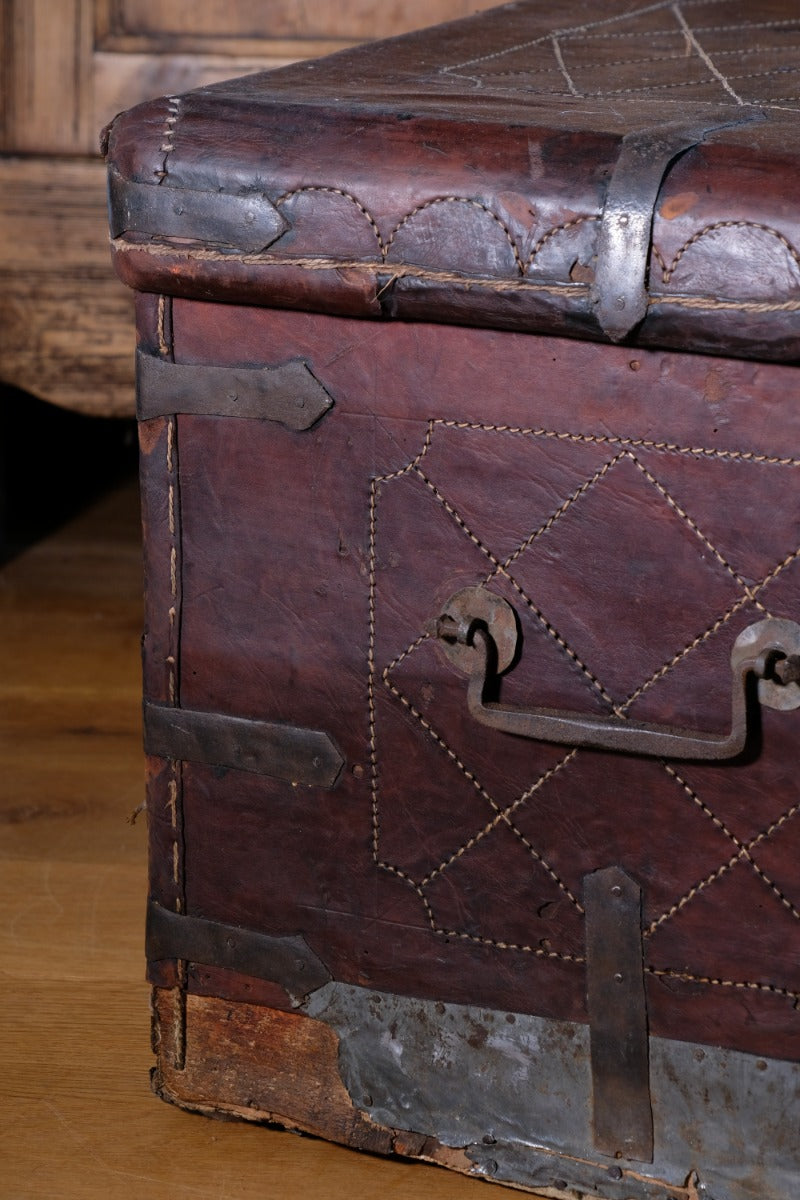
[[141, 294, 800, 1062], [107, 2, 800, 359]]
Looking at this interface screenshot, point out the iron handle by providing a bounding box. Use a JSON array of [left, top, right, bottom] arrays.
[[436, 588, 800, 761]]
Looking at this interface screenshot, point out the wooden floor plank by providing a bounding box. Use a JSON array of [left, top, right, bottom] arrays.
[[0, 479, 507, 1198]]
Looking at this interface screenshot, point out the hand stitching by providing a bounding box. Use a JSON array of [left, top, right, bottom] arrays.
[[277, 185, 386, 256], [644, 766, 800, 935], [413, 464, 616, 707], [153, 96, 180, 183], [526, 216, 598, 268], [659, 220, 800, 284], [385, 196, 524, 276], [623, 544, 800, 710]]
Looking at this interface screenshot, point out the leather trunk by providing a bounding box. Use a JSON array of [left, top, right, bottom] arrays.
[[106, 4, 800, 1198]]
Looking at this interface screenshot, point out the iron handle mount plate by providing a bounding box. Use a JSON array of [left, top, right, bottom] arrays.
[[436, 587, 800, 761]]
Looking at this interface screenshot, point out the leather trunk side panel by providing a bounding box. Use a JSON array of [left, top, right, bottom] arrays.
[[140, 298, 800, 1065]]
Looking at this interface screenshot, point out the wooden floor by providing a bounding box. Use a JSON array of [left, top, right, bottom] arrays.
[[0, 478, 514, 1198]]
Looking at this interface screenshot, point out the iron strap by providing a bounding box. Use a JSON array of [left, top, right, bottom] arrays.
[[146, 902, 331, 998], [144, 701, 344, 789], [136, 350, 334, 428], [584, 866, 653, 1164], [108, 166, 289, 253], [591, 110, 766, 341]]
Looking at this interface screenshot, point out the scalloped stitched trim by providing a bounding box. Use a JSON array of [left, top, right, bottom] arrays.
[[656, 219, 800, 283]]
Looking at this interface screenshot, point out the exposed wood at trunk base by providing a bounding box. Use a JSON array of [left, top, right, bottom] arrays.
[[151, 988, 475, 1175]]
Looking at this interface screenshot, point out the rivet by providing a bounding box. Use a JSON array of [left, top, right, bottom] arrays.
[[482, 1133, 497, 1145], [614, 972, 624, 983], [611, 885, 622, 896], [619, 213, 629, 226], [608, 1165, 623, 1180], [362, 1094, 373, 1107]]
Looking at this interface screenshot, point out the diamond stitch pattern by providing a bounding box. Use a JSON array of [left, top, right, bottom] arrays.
[[370, 420, 800, 1018], [443, 2, 800, 112], [504, 453, 740, 701]]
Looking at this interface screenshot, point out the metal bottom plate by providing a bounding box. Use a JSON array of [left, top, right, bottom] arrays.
[[304, 983, 800, 1200]]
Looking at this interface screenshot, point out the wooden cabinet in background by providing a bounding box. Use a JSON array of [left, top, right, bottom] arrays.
[[0, 0, 494, 415]]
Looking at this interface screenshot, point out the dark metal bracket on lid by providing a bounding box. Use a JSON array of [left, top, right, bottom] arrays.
[[591, 109, 766, 341], [584, 866, 653, 1163], [136, 350, 334, 428], [144, 701, 344, 789], [108, 166, 289, 253]]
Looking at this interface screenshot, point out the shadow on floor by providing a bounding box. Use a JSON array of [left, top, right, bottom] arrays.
[[0, 385, 138, 565]]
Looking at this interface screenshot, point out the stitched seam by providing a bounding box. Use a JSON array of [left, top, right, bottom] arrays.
[[370, 420, 800, 987], [645, 967, 800, 1000], [369, 476, 380, 860], [385, 196, 524, 275], [433, 419, 800, 468], [157, 294, 169, 357], [542, 17, 800, 44], [651, 293, 800, 313], [378, 865, 800, 994], [414, 464, 615, 707], [382, 672, 504, 809], [277, 185, 386, 256], [630, 454, 769, 612], [623, 545, 800, 709], [420, 750, 579, 887], [485, 451, 626, 580], [469, 43, 800, 82], [427, 423, 800, 711], [378, 675, 582, 920], [442, 0, 681, 71], [153, 95, 180, 183], [382, 633, 581, 897], [660, 220, 800, 282], [671, 2, 745, 105], [578, 65, 793, 98], [552, 36, 581, 97], [369, 423, 438, 863], [160, 293, 186, 1070], [111, 239, 800, 313], [380, 866, 586, 963], [527, 216, 598, 267], [373, 446, 582, 914], [645, 766, 800, 933]]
